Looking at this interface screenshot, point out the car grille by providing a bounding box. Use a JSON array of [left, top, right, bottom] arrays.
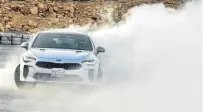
[[33, 73, 83, 82], [36, 61, 81, 70]]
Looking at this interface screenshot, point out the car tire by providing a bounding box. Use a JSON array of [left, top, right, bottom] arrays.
[[12, 37, 22, 42], [1, 40, 11, 45], [22, 38, 28, 42], [1, 36, 11, 41], [12, 41, 22, 45], [14, 64, 36, 90]]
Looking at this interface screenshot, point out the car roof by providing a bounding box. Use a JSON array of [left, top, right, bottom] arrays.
[[40, 30, 88, 36]]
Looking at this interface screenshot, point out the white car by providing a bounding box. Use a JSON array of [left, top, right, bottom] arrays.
[[14, 31, 105, 89]]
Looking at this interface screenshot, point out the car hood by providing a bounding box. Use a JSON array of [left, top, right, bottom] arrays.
[[30, 48, 92, 60]]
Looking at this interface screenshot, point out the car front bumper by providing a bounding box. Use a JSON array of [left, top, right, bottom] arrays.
[[19, 57, 99, 84]]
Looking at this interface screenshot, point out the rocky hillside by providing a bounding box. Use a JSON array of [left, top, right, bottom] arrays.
[[0, 0, 182, 33]]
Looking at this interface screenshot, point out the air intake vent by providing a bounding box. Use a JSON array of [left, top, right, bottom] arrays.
[[36, 61, 81, 70]]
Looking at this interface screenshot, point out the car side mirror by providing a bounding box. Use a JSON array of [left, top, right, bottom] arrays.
[[21, 42, 29, 50], [96, 46, 105, 53]]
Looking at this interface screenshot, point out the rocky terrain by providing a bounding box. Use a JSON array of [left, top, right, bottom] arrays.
[[0, 0, 182, 33]]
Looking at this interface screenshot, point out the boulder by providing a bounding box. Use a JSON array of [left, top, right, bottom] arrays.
[[30, 7, 38, 15], [51, 12, 57, 18], [7, 22, 14, 28], [5, 7, 11, 11], [49, 7, 55, 14], [38, 3, 45, 10], [3, 17, 9, 21], [51, 18, 59, 23], [53, 6, 59, 12], [20, 6, 30, 15], [0, 0, 9, 3], [29, 28, 39, 33], [10, 4, 21, 11], [22, 25, 29, 31], [28, 20, 38, 28], [57, 14, 63, 18], [5, 24, 11, 29]]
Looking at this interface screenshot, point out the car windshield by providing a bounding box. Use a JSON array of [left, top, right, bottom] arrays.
[[32, 33, 93, 51]]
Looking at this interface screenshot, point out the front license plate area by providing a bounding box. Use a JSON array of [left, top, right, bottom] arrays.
[[51, 69, 65, 77]]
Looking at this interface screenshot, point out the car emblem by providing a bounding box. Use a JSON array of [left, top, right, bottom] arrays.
[[56, 59, 61, 62]]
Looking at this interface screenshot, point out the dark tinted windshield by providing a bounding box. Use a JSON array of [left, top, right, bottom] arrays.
[[32, 33, 93, 51]]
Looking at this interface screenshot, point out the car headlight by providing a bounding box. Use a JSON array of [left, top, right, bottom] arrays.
[[23, 56, 36, 62], [82, 59, 96, 66]]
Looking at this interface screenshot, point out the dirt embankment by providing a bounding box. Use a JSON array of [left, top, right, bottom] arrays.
[[0, 0, 182, 33]]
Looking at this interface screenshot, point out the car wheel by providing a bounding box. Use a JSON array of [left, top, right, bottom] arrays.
[[14, 64, 36, 90]]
